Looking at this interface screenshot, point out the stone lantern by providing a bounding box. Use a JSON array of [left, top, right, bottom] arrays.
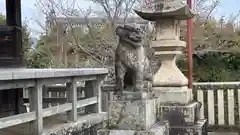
[[134, 1, 208, 135], [134, 0, 195, 104]]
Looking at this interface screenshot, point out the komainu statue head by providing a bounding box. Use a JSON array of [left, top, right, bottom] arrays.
[[115, 24, 145, 47]]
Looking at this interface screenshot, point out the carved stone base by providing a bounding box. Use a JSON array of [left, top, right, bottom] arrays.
[[98, 121, 169, 135], [113, 91, 154, 100], [169, 119, 207, 135], [107, 98, 156, 130], [156, 102, 201, 126], [153, 86, 192, 104]]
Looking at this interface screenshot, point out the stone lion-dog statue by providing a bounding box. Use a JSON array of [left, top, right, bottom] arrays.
[[115, 24, 153, 93]]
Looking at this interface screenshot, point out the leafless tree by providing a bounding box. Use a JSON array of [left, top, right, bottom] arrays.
[[35, 0, 240, 67], [88, 0, 141, 24], [193, 0, 220, 20], [34, 0, 136, 68]]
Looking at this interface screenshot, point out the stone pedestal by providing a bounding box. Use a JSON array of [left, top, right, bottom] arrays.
[[154, 94, 206, 135], [98, 91, 169, 135], [170, 119, 208, 135], [157, 102, 201, 126], [98, 121, 169, 135], [108, 97, 156, 130], [113, 91, 154, 100], [153, 87, 193, 104]]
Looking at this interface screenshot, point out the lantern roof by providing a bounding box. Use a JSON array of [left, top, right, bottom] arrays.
[[134, 0, 195, 21]]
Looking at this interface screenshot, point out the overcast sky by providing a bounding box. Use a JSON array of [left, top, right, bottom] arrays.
[[0, 0, 239, 38]]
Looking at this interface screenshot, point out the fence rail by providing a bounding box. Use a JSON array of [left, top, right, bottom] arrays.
[[100, 82, 240, 132], [29, 81, 240, 133], [0, 68, 108, 135], [194, 82, 240, 132]]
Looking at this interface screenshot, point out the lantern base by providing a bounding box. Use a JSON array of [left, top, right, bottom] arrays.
[[153, 86, 193, 104]]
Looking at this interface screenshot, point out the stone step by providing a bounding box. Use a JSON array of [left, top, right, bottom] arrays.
[[169, 119, 207, 135], [98, 121, 169, 135], [157, 102, 201, 126]]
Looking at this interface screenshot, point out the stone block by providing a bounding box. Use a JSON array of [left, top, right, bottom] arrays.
[[169, 119, 207, 135], [98, 121, 169, 135], [107, 98, 156, 130], [113, 91, 154, 100], [153, 86, 192, 104], [156, 102, 201, 126]]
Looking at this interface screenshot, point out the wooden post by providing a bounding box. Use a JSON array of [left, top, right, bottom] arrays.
[[5, 0, 23, 66], [29, 80, 43, 135], [66, 78, 77, 121], [85, 76, 104, 113]]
